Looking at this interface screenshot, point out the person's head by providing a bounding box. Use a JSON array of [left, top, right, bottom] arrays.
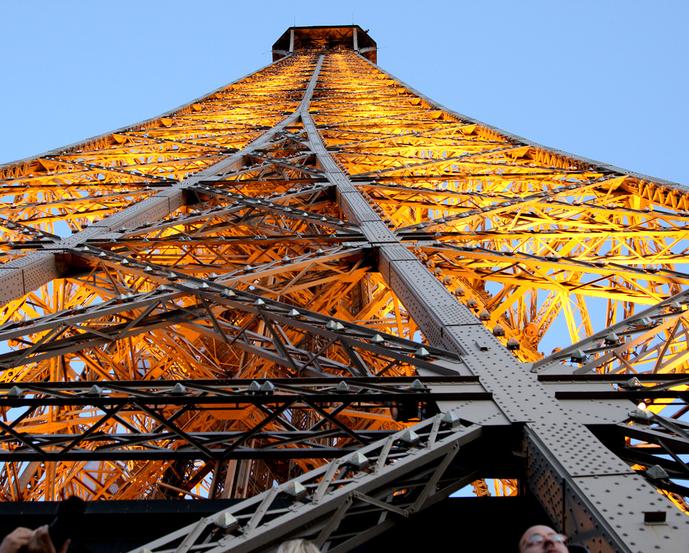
[[276, 539, 320, 553], [519, 525, 569, 553]]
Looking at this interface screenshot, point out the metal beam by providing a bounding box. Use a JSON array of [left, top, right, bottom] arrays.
[[297, 55, 689, 552], [0, 62, 323, 305], [130, 412, 485, 553], [2, 34, 688, 553]]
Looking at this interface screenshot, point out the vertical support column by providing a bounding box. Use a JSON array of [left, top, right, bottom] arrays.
[[289, 29, 295, 53], [298, 54, 689, 552], [353, 27, 359, 52], [0, 60, 324, 306]]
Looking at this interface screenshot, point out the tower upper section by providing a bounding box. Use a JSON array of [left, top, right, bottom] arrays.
[[272, 25, 377, 63]]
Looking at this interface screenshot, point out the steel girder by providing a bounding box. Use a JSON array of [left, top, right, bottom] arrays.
[[0, 25, 688, 553], [127, 413, 487, 553]]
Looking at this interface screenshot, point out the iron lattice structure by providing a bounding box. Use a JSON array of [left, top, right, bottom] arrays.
[[0, 26, 688, 552]]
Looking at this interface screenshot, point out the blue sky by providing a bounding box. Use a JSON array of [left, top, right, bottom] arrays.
[[1, 0, 687, 184]]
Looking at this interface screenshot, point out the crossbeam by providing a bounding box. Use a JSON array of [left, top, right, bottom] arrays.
[[1, 26, 688, 553]]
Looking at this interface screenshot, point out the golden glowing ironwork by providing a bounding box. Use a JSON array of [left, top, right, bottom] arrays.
[[0, 28, 687, 508]]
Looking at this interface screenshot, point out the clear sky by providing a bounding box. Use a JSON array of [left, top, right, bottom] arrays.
[[1, 0, 687, 185]]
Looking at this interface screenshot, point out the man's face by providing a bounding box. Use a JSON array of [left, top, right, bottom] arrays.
[[519, 525, 569, 553]]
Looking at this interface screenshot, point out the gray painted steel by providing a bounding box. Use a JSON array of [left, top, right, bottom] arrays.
[[5, 46, 686, 553], [0, 111, 305, 305], [297, 55, 689, 553], [130, 51, 689, 553]]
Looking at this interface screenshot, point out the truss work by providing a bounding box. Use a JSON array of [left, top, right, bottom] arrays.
[[0, 25, 688, 553]]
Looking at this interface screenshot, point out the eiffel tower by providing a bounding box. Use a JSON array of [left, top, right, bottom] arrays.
[[0, 25, 687, 552]]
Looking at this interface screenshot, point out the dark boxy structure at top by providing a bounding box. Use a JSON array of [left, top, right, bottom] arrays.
[[272, 25, 377, 63]]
